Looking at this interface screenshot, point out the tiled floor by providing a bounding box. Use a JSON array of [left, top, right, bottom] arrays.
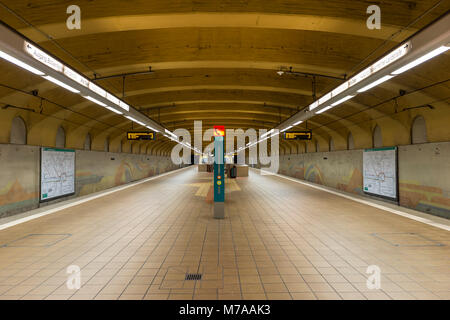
[[0, 166, 448, 300]]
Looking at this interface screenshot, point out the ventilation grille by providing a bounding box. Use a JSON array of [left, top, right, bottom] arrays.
[[185, 273, 202, 280]]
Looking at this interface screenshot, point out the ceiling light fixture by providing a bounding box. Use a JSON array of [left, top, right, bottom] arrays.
[[392, 45, 450, 75], [84, 95, 107, 107], [316, 105, 333, 114], [330, 95, 355, 107], [105, 106, 123, 115], [357, 75, 394, 93], [0, 49, 45, 75], [43, 75, 80, 93]]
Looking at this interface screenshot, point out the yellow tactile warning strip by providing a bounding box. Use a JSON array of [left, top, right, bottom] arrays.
[[0, 166, 448, 300], [187, 178, 241, 197]]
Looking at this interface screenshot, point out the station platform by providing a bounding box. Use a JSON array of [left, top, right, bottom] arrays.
[[0, 166, 448, 300]]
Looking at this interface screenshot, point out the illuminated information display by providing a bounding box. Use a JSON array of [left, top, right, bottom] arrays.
[[127, 132, 155, 140], [284, 131, 312, 140]]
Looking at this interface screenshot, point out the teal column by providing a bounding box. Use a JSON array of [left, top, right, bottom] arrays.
[[213, 136, 225, 218]]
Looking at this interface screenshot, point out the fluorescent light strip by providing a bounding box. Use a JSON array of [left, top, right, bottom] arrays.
[[330, 95, 354, 107], [331, 81, 349, 97], [125, 115, 138, 122], [281, 125, 293, 132], [125, 115, 145, 126], [119, 101, 130, 111], [146, 125, 159, 132], [261, 129, 273, 138], [392, 45, 450, 75], [105, 106, 122, 115], [84, 95, 107, 107], [293, 120, 303, 126], [106, 93, 120, 106], [0, 50, 45, 75], [316, 105, 333, 114], [88, 82, 106, 98], [318, 92, 332, 106], [165, 129, 177, 138], [357, 75, 394, 93], [309, 101, 319, 111], [43, 75, 80, 93]]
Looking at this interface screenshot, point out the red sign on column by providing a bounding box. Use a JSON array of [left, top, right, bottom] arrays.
[[213, 126, 225, 137]]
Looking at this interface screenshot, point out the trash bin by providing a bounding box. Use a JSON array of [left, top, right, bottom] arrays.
[[230, 166, 237, 178]]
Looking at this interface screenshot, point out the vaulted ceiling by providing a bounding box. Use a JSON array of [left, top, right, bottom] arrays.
[[0, 0, 449, 154]]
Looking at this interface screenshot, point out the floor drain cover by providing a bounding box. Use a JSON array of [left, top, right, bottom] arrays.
[[185, 273, 202, 280]]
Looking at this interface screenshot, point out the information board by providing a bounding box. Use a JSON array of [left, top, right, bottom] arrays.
[[363, 147, 397, 200], [284, 131, 312, 140], [127, 132, 155, 140], [40, 148, 75, 201]]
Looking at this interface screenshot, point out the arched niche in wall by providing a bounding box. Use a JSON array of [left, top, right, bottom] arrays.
[[84, 133, 91, 150], [329, 137, 335, 151], [373, 125, 382, 148], [10, 116, 27, 145], [411, 116, 427, 144], [347, 132, 355, 150], [118, 140, 122, 153], [104, 137, 110, 152], [55, 126, 66, 148], [315, 141, 320, 152]]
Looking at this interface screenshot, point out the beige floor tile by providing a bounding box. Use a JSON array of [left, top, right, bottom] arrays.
[[243, 293, 266, 300], [385, 291, 416, 300], [339, 292, 367, 300], [0, 167, 448, 302], [315, 292, 342, 300], [409, 291, 441, 300], [144, 293, 169, 300], [308, 283, 334, 292], [260, 275, 283, 283], [168, 293, 193, 300], [263, 283, 288, 293], [94, 294, 120, 300], [286, 282, 311, 292], [291, 292, 317, 300], [330, 282, 358, 292], [266, 292, 292, 300], [363, 292, 392, 300], [241, 283, 264, 293], [303, 274, 327, 283]]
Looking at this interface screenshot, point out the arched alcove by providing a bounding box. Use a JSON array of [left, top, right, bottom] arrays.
[[347, 132, 354, 150], [55, 126, 66, 148], [329, 137, 335, 151], [10, 117, 27, 144], [84, 133, 91, 150], [411, 116, 427, 144], [315, 141, 320, 152], [104, 137, 109, 152], [373, 125, 382, 148]]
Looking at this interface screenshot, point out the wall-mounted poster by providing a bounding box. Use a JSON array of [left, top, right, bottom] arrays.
[[363, 147, 398, 200], [40, 147, 75, 201]]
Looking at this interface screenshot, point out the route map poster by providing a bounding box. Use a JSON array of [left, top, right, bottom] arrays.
[[363, 147, 397, 200], [40, 147, 75, 201]]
